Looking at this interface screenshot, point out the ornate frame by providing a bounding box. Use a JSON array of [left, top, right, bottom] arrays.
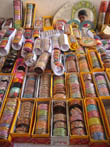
[[72, 1, 97, 27]]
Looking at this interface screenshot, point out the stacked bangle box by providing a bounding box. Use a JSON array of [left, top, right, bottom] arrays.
[[0, 0, 110, 145]]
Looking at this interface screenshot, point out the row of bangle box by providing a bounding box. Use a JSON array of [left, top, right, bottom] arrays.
[[0, 49, 105, 74], [0, 98, 110, 146], [20, 71, 110, 99], [0, 71, 110, 102]]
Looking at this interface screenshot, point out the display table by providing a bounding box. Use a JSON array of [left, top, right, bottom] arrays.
[[14, 143, 88, 147]]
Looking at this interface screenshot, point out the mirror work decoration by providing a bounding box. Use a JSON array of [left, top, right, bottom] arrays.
[[72, 1, 97, 28]]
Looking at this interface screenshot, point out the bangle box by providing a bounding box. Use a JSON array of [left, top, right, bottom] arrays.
[[13, 0, 23, 29], [43, 16, 53, 31], [0, 74, 12, 117], [80, 72, 98, 98], [93, 72, 110, 98], [51, 100, 69, 145], [106, 70, 110, 81], [0, 98, 18, 142], [77, 54, 90, 73], [66, 73, 83, 99], [1, 49, 18, 73], [87, 50, 104, 72], [68, 99, 89, 145], [13, 58, 27, 74], [10, 99, 35, 143], [99, 98, 110, 140], [70, 24, 81, 39], [21, 72, 39, 99], [52, 74, 67, 99], [24, 2, 37, 29], [38, 72, 52, 99], [32, 99, 51, 144], [64, 52, 79, 73], [8, 72, 25, 99], [84, 98, 109, 147], [76, 46, 85, 55], [68, 34, 79, 51]]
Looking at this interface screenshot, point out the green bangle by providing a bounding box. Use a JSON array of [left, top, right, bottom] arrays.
[[53, 128, 67, 136]]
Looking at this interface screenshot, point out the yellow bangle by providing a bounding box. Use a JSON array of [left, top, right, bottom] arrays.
[[24, 42, 32, 48], [88, 118, 101, 126]]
